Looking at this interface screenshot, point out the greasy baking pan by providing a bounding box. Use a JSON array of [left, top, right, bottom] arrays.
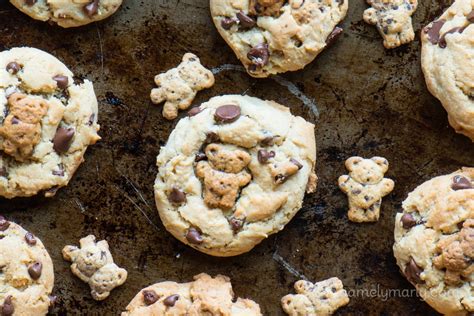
[[0, 0, 472, 315]]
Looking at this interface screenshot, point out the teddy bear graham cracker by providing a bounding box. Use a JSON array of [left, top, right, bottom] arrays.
[[338, 156, 394, 222]]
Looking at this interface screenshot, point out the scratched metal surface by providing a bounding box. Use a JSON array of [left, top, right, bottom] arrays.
[[0, 0, 472, 315]]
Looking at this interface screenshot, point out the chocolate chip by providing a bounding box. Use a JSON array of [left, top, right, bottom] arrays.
[[0, 216, 10, 231], [405, 257, 424, 284], [438, 27, 464, 48], [325, 27, 343, 45], [6, 62, 21, 74], [221, 17, 238, 30], [25, 0, 36, 5], [142, 290, 159, 305], [452, 175, 472, 190], [52, 164, 65, 177], [204, 132, 219, 144], [168, 187, 186, 204], [195, 152, 207, 162], [2, 296, 14, 316], [401, 213, 417, 229], [84, 0, 99, 17], [290, 158, 303, 170], [260, 135, 275, 146], [247, 43, 270, 67], [88, 113, 96, 126], [236, 11, 256, 29], [0, 167, 8, 178], [258, 149, 275, 163], [28, 262, 42, 280], [11, 117, 19, 125], [351, 189, 361, 195], [163, 294, 179, 307], [53, 127, 75, 153], [215, 105, 241, 123], [457, 221, 465, 229], [188, 107, 202, 117], [229, 217, 244, 232], [186, 227, 203, 244], [25, 232, 37, 246], [53, 75, 69, 90], [424, 19, 446, 44], [468, 10, 474, 22]]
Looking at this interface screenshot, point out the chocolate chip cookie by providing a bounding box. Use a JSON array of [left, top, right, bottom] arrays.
[[122, 273, 262, 315], [154, 95, 317, 256], [10, 0, 122, 28], [210, 0, 348, 78], [0, 47, 100, 198], [421, 0, 474, 141], [393, 168, 474, 315], [0, 216, 55, 316]]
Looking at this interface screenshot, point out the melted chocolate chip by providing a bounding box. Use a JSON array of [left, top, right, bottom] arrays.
[[236, 11, 256, 29], [28, 262, 42, 280], [84, 0, 99, 17], [424, 19, 446, 44], [405, 257, 424, 284], [401, 213, 417, 229], [204, 132, 219, 144], [221, 17, 238, 30], [168, 187, 186, 204], [53, 75, 69, 90], [229, 217, 244, 232], [188, 107, 202, 117], [142, 290, 159, 305], [247, 43, 270, 67], [260, 135, 275, 146], [2, 296, 14, 316], [6, 62, 21, 74], [186, 227, 203, 244], [215, 105, 241, 123], [195, 152, 207, 162], [0, 216, 10, 231], [452, 175, 472, 190], [438, 27, 464, 48], [290, 158, 303, 170], [25, 232, 37, 246], [163, 294, 180, 307], [325, 27, 343, 45], [457, 221, 465, 229], [257, 149, 275, 163], [53, 127, 75, 153]]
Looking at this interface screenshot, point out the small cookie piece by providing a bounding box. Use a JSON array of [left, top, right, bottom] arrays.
[[210, 0, 348, 78], [154, 95, 317, 256], [62, 235, 127, 301], [9, 0, 123, 28], [338, 156, 394, 222], [363, 0, 418, 49], [150, 53, 215, 120], [393, 168, 474, 315], [421, 0, 474, 141], [121, 273, 262, 315], [0, 216, 55, 316], [0, 47, 100, 198], [281, 278, 350, 316]]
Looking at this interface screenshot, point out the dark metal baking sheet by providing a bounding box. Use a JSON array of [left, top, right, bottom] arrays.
[[0, 0, 472, 315]]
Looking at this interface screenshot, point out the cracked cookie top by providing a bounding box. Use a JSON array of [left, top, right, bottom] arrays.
[[154, 95, 317, 257], [0, 216, 55, 316], [210, 0, 348, 78], [393, 168, 474, 315], [421, 0, 474, 140], [0, 47, 100, 198], [9, 0, 123, 28]]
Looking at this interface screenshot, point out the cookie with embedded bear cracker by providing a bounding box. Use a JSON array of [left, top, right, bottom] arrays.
[[393, 168, 474, 315], [0, 216, 55, 316], [154, 95, 317, 256], [62, 235, 127, 301], [0, 47, 100, 198], [210, 0, 348, 78]]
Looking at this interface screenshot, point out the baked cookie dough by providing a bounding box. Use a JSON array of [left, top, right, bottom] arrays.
[[122, 273, 262, 315], [363, 0, 418, 49], [338, 156, 394, 222], [421, 0, 474, 141], [154, 95, 317, 257], [0, 216, 55, 316], [0, 47, 100, 198], [150, 53, 215, 120], [62, 235, 127, 301], [281, 278, 349, 316], [9, 0, 122, 28], [393, 168, 474, 315], [210, 0, 348, 78]]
